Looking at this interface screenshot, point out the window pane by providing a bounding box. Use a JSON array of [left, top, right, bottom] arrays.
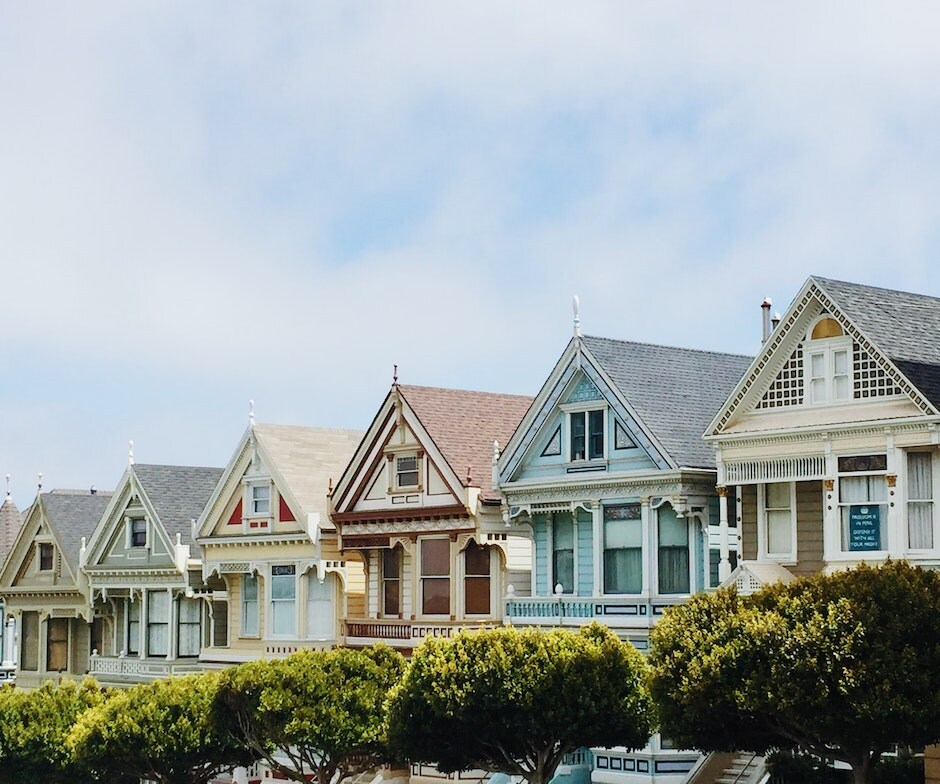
[[833, 349, 849, 375], [271, 599, 296, 636], [588, 410, 604, 459], [465, 576, 490, 614], [766, 482, 790, 509], [658, 510, 687, 547], [421, 539, 450, 576], [422, 577, 450, 614], [212, 601, 229, 647], [659, 547, 690, 594], [383, 548, 401, 616], [552, 513, 574, 593], [908, 453, 934, 549], [604, 547, 641, 593], [272, 573, 296, 600], [397, 456, 419, 487], [464, 542, 490, 576], [811, 353, 825, 377], [383, 579, 400, 616], [605, 517, 641, 549], [242, 574, 259, 636], [46, 618, 69, 672], [307, 573, 334, 639], [767, 510, 792, 554], [20, 612, 38, 671], [570, 412, 586, 460], [383, 548, 400, 577], [178, 598, 201, 657]]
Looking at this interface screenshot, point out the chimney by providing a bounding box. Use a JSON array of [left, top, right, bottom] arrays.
[[761, 297, 773, 342]]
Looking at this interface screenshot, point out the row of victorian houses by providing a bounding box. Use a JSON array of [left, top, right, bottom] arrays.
[[2, 274, 940, 784]]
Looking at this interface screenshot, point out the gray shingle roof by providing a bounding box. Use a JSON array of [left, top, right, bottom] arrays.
[[41, 490, 113, 576], [131, 464, 224, 548], [813, 277, 940, 409], [582, 336, 753, 469]]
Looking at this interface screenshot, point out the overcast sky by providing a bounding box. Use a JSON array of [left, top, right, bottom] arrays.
[[4, 3, 940, 508]]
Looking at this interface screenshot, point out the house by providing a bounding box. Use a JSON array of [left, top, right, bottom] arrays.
[[0, 488, 112, 688], [707, 276, 940, 588], [82, 460, 223, 686], [195, 420, 363, 665], [330, 383, 533, 653], [0, 485, 25, 680], [496, 313, 751, 784]]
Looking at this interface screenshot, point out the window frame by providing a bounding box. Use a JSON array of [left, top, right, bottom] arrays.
[[241, 573, 260, 637], [381, 547, 402, 617], [269, 565, 297, 638], [46, 617, 69, 672], [906, 451, 938, 552], [462, 540, 493, 617], [249, 483, 271, 516], [146, 591, 170, 657], [177, 596, 202, 658], [38, 542, 54, 572], [602, 504, 643, 595], [565, 405, 607, 462], [128, 517, 147, 549], [657, 506, 692, 595], [418, 537, 451, 617], [550, 512, 575, 595], [126, 598, 140, 655], [305, 571, 335, 640], [803, 318, 852, 406], [837, 454, 888, 554], [757, 481, 797, 562]]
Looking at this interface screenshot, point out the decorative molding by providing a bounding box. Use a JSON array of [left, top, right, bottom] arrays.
[[503, 478, 716, 508], [339, 518, 474, 536]]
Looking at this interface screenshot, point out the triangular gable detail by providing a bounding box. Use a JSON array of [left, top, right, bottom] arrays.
[[278, 496, 295, 523], [569, 377, 602, 403], [711, 282, 934, 435], [227, 498, 242, 525]]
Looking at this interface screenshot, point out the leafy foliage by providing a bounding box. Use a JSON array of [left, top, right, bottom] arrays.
[[215, 645, 406, 784], [0, 678, 105, 784], [650, 561, 940, 784], [68, 671, 251, 784], [386, 622, 656, 784]]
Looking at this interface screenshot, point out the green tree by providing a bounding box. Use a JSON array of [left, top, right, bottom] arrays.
[[215, 645, 406, 784], [68, 671, 252, 784], [0, 678, 105, 784], [386, 623, 656, 784], [649, 561, 940, 784]]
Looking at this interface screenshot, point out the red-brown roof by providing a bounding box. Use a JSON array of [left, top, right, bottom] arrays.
[[397, 384, 534, 502]]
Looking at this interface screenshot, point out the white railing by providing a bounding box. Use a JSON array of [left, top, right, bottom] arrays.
[[504, 595, 687, 627], [89, 655, 204, 680], [343, 619, 500, 646]]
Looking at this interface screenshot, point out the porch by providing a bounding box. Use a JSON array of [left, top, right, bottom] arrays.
[[88, 653, 204, 684], [504, 594, 688, 632], [342, 618, 500, 649]]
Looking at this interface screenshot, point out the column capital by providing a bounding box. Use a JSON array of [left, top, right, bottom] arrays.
[[716, 486, 728, 497]]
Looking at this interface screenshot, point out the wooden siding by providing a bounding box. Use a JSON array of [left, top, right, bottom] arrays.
[[741, 485, 758, 562], [576, 509, 593, 596], [793, 480, 824, 578], [534, 514, 549, 596]]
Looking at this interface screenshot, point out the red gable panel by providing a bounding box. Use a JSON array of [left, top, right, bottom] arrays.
[[278, 495, 296, 522], [227, 498, 242, 525]]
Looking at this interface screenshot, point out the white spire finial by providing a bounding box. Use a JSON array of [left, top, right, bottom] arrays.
[[4, 474, 9, 500], [573, 295, 581, 338], [248, 399, 255, 426], [128, 440, 135, 466], [37, 472, 42, 492]]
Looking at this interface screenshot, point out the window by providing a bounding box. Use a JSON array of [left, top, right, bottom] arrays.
[[908, 452, 934, 550], [420, 538, 450, 615], [241, 573, 259, 636], [306, 572, 335, 639], [658, 508, 690, 594], [129, 518, 147, 548], [91, 616, 104, 657], [127, 599, 140, 655], [46, 618, 69, 671], [209, 601, 228, 648], [38, 542, 54, 571], [570, 410, 604, 461], [382, 548, 401, 616], [839, 454, 887, 552], [270, 565, 296, 636], [805, 319, 851, 405], [251, 484, 270, 515], [20, 612, 38, 671], [603, 504, 642, 594], [147, 591, 169, 657], [396, 455, 419, 488], [762, 482, 795, 559], [178, 597, 201, 657], [552, 513, 574, 594], [464, 541, 491, 615]]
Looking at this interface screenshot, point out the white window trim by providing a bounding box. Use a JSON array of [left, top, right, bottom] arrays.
[[804, 334, 852, 406], [560, 402, 608, 463], [417, 536, 451, 618], [547, 512, 578, 595], [460, 543, 497, 619], [386, 449, 424, 494], [125, 516, 148, 550], [240, 573, 260, 639], [601, 506, 643, 597], [248, 482, 272, 517], [653, 505, 694, 597], [381, 547, 402, 618], [304, 570, 336, 641], [267, 565, 298, 639], [837, 463, 888, 556], [905, 450, 939, 554], [757, 481, 797, 563]]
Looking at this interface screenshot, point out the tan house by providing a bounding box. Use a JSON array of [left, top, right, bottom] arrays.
[[82, 462, 223, 686], [330, 383, 533, 652], [0, 488, 111, 688], [196, 421, 362, 666]]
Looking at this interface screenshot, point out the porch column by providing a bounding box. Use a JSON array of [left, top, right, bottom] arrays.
[[640, 497, 651, 595], [1, 613, 13, 668], [592, 501, 603, 596], [717, 486, 732, 582], [139, 590, 148, 659], [167, 588, 175, 661]]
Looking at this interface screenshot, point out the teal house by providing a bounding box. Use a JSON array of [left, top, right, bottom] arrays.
[[497, 310, 751, 784]]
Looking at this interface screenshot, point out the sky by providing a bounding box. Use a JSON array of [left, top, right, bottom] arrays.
[[4, 2, 940, 509]]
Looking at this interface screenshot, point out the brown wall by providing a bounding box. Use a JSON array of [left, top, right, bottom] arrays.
[[741, 485, 757, 562], [793, 480, 824, 578]]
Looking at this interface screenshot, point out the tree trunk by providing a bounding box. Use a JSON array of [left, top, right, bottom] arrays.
[[849, 753, 875, 784]]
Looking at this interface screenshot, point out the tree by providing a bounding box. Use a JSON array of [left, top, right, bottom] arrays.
[[215, 645, 406, 784], [386, 622, 656, 784], [0, 677, 105, 784], [68, 671, 253, 784], [649, 561, 940, 784]]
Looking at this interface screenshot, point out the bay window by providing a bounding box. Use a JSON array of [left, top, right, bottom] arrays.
[[464, 541, 491, 615], [270, 565, 297, 636], [838, 455, 887, 552], [603, 504, 642, 594], [658, 507, 690, 594]]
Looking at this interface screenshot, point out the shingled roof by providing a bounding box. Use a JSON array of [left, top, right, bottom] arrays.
[[398, 385, 534, 501], [813, 276, 940, 409], [41, 490, 113, 576], [131, 464, 224, 548], [582, 336, 752, 470]]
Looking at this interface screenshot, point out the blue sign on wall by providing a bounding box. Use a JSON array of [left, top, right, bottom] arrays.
[[848, 505, 881, 551]]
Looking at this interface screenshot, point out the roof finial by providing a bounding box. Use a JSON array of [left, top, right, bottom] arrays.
[[466, 465, 473, 485], [248, 400, 255, 427], [393, 364, 398, 386], [4, 474, 10, 501], [37, 472, 42, 492], [573, 295, 581, 338], [128, 440, 135, 466], [327, 477, 334, 497]]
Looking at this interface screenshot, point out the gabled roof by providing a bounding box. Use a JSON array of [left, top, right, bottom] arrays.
[[253, 424, 363, 522], [40, 490, 113, 576], [397, 385, 534, 501], [0, 495, 24, 569], [812, 277, 940, 408], [582, 336, 752, 469], [130, 464, 224, 546]]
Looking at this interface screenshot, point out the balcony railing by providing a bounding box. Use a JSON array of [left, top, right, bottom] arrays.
[[89, 654, 204, 681], [504, 594, 688, 629], [343, 618, 499, 647]]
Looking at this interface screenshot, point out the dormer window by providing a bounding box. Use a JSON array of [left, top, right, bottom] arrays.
[[250, 484, 270, 515], [396, 456, 419, 488], [38, 543, 54, 571], [570, 410, 605, 461], [805, 317, 851, 405]]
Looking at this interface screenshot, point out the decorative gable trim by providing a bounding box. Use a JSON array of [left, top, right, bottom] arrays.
[[708, 279, 937, 437]]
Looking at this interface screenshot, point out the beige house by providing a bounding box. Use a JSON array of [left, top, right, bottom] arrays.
[[196, 421, 362, 665], [0, 488, 111, 688], [330, 383, 533, 653]]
